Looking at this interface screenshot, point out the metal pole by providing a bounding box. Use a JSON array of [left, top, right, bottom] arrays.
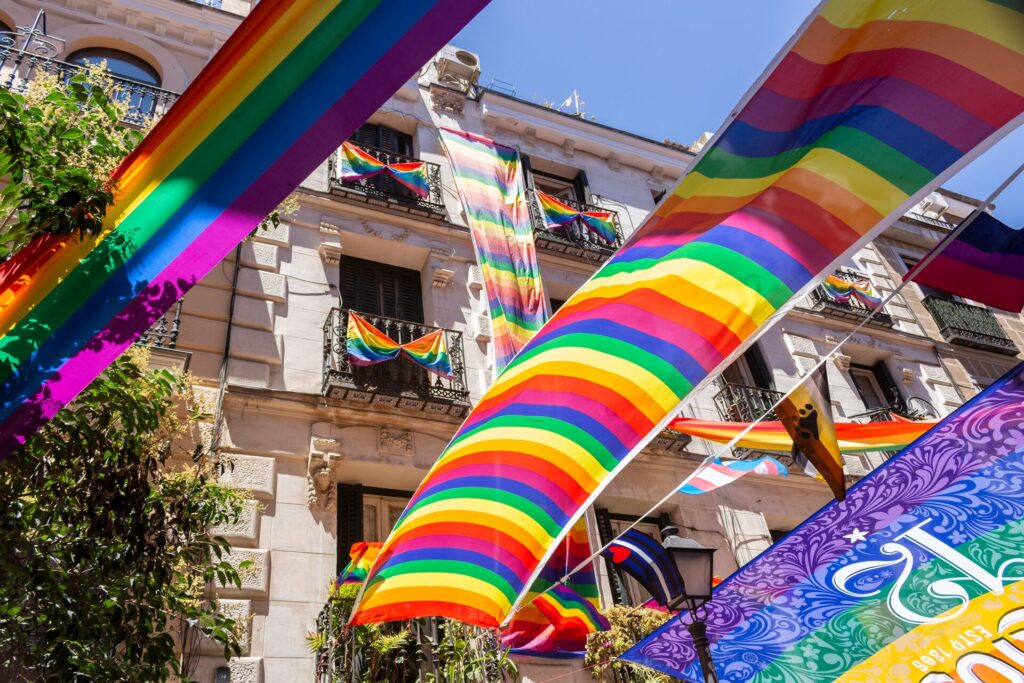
[[686, 618, 720, 683]]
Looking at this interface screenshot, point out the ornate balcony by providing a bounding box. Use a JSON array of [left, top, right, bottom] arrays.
[[137, 300, 182, 350], [922, 296, 1019, 356], [329, 144, 446, 220], [322, 308, 470, 417], [713, 382, 784, 423], [808, 269, 893, 327], [528, 193, 623, 262], [0, 24, 179, 126]]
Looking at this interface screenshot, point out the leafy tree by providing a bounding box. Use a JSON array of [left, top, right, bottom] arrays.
[[0, 347, 250, 681], [586, 605, 676, 682]]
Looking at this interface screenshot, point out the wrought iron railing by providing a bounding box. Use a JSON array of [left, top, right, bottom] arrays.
[[329, 143, 446, 218], [137, 300, 182, 350], [0, 22, 179, 126], [322, 308, 470, 416], [713, 382, 784, 423], [528, 192, 623, 260], [923, 296, 1019, 356], [808, 269, 894, 327]]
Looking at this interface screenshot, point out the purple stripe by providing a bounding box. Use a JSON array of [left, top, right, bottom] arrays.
[[0, 0, 488, 453], [939, 240, 1024, 278]]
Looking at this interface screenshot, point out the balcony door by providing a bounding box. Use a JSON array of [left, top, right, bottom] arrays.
[[849, 362, 905, 416]]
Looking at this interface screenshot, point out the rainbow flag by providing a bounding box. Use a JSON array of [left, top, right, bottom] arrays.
[[669, 416, 936, 454], [338, 140, 430, 198], [351, 0, 1024, 630], [678, 456, 788, 496], [820, 274, 883, 309], [346, 312, 452, 378], [0, 0, 486, 457], [337, 542, 382, 585], [624, 362, 1024, 682], [438, 128, 548, 372], [536, 190, 618, 244]]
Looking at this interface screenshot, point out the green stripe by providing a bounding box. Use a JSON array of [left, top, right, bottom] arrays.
[[0, 0, 379, 383], [402, 486, 562, 537], [372, 559, 518, 603], [696, 126, 933, 196]]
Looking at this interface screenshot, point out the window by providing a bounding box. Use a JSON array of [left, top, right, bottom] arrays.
[[769, 529, 791, 544], [721, 343, 774, 390], [340, 256, 423, 323], [850, 362, 905, 414], [349, 122, 413, 156], [521, 155, 591, 204], [66, 47, 161, 86], [336, 484, 411, 572], [362, 493, 409, 543], [549, 298, 566, 313]]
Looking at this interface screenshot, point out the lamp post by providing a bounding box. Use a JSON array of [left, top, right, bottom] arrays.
[[661, 526, 720, 683]]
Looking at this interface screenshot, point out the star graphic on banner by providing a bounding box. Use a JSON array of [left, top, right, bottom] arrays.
[[844, 528, 868, 544]]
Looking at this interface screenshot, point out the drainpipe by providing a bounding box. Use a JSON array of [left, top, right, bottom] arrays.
[[211, 243, 243, 451]]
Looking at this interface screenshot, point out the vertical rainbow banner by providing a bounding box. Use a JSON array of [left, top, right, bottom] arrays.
[[0, 0, 488, 456], [352, 0, 1024, 629], [438, 128, 548, 372], [624, 362, 1024, 682]]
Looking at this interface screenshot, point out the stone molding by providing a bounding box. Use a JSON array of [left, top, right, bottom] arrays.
[[379, 428, 414, 457]]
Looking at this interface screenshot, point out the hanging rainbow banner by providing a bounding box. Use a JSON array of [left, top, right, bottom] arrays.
[[670, 416, 936, 454], [821, 274, 883, 309], [536, 190, 618, 245], [624, 362, 1024, 682], [351, 0, 1024, 630], [0, 0, 487, 457], [338, 140, 431, 197], [346, 312, 453, 378], [438, 128, 548, 372]]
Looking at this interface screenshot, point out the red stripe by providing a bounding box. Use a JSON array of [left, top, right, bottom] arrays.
[[428, 451, 591, 505], [914, 256, 1024, 311]]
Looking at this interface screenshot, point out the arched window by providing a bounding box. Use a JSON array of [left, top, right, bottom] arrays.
[[66, 47, 160, 86]]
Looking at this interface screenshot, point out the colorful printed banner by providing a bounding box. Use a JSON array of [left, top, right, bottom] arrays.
[[337, 542, 382, 585], [669, 417, 936, 454], [346, 312, 453, 378], [0, 0, 486, 457], [821, 274, 883, 309], [351, 0, 1024, 629], [338, 140, 430, 197], [678, 456, 788, 496], [600, 529, 685, 608], [910, 212, 1024, 312], [500, 519, 607, 658], [438, 128, 548, 372], [624, 362, 1024, 683], [536, 190, 618, 244]]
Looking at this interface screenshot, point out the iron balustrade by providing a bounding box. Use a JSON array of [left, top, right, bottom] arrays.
[[0, 24, 179, 126], [137, 300, 182, 349], [322, 308, 470, 416], [713, 382, 784, 423], [922, 295, 1019, 356], [329, 143, 446, 219], [808, 269, 894, 327], [528, 191, 624, 261]]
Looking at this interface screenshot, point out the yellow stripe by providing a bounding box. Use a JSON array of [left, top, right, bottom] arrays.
[[821, 0, 1024, 56], [358, 572, 511, 617], [395, 498, 554, 550]]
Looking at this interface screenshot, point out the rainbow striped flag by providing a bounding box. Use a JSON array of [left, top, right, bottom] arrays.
[[351, 0, 1024, 630], [346, 312, 452, 378], [820, 274, 883, 309], [438, 128, 548, 372], [669, 417, 936, 454], [337, 542, 382, 585], [536, 190, 618, 244], [338, 140, 430, 198], [0, 0, 485, 457], [678, 456, 788, 496]]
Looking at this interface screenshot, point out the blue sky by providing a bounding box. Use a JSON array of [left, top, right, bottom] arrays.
[[454, 1, 1023, 225]]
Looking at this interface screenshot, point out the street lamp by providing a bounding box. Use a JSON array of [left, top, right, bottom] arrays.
[[661, 526, 719, 683]]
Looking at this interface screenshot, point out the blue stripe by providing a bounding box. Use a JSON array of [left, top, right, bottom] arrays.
[[700, 224, 811, 292], [385, 547, 521, 590], [415, 474, 570, 525]]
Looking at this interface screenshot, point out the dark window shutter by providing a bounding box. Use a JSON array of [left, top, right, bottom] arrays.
[[574, 169, 591, 204], [873, 361, 906, 413], [520, 154, 535, 191], [594, 508, 628, 605], [550, 298, 567, 313], [340, 257, 423, 322], [336, 484, 364, 573], [351, 122, 377, 147], [743, 343, 775, 390]]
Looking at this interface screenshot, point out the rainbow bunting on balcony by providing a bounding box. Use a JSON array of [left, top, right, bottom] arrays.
[[351, 0, 1024, 631], [669, 416, 937, 454], [536, 190, 618, 245], [337, 542, 382, 585], [346, 312, 452, 378], [0, 0, 486, 457], [438, 128, 548, 372], [338, 141, 430, 198], [821, 274, 883, 309]]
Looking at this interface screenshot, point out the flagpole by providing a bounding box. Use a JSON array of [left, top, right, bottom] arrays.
[[504, 159, 1024, 621]]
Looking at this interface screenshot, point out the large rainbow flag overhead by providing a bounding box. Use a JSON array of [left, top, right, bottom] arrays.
[[624, 362, 1024, 682], [438, 128, 548, 372], [0, 0, 487, 456], [351, 0, 1024, 630]]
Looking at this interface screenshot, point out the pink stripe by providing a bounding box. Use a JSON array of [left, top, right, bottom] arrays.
[[398, 533, 532, 579], [422, 462, 577, 516]]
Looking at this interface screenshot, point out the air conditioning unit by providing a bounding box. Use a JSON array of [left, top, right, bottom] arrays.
[[918, 191, 949, 219], [435, 46, 481, 93]]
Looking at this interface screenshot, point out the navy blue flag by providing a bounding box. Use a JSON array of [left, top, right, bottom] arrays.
[[600, 529, 684, 607]]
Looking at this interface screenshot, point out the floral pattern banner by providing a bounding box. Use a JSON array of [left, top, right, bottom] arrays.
[[623, 362, 1024, 683]]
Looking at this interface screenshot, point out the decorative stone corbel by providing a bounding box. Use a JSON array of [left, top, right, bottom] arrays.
[[833, 353, 852, 371], [432, 267, 454, 289], [900, 367, 915, 385], [307, 437, 343, 510], [607, 152, 621, 171], [562, 138, 576, 158], [318, 220, 343, 266], [523, 127, 538, 147]]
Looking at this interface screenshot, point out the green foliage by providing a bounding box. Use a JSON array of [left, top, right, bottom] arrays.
[[586, 605, 675, 682], [0, 348, 250, 681]]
